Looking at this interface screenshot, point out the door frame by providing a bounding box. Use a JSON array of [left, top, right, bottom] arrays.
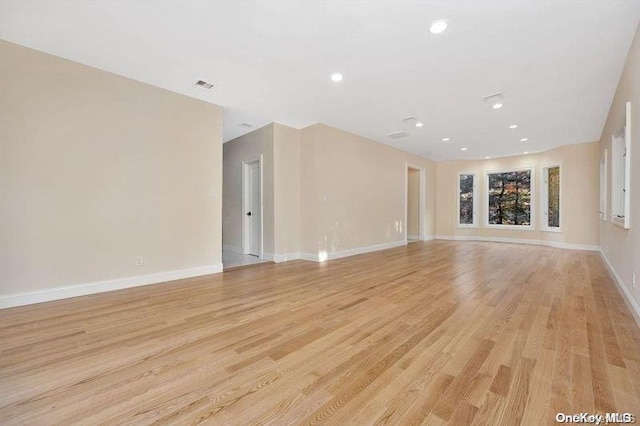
[[405, 163, 427, 242], [241, 156, 264, 258]]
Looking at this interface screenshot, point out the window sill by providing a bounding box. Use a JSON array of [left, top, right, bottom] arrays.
[[457, 224, 478, 229], [541, 227, 562, 233], [484, 224, 536, 231], [611, 215, 629, 229]]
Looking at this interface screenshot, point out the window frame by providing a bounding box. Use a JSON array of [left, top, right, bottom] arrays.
[[611, 101, 631, 229], [599, 149, 607, 222], [457, 172, 478, 228], [540, 162, 562, 233], [484, 166, 536, 230]]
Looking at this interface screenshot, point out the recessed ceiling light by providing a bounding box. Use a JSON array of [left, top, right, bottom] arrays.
[[520, 138, 528, 142], [492, 103, 504, 109], [429, 20, 448, 34], [415, 122, 424, 128], [524, 151, 529, 154], [485, 156, 491, 159], [509, 124, 518, 129], [330, 72, 343, 82], [442, 137, 450, 142], [461, 147, 468, 151]]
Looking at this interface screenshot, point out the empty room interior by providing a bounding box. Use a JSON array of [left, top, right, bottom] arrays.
[[2, 1, 640, 424]]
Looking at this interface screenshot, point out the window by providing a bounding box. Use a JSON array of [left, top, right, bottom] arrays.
[[457, 173, 477, 227], [486, 168, 534, 228], [599, 149, 607, 221], [541, 165, 561, 231], [611, 101, 631, 229]]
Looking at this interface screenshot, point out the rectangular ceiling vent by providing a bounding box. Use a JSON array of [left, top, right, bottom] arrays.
[[482, 93, 504, 104], [386, 130, 409, 139], [239, 123, 253, 128], [195, 80, 214, 90], [401, 116, 417, 124]]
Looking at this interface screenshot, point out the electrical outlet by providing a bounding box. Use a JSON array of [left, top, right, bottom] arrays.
[[135, 256, 144, 267]]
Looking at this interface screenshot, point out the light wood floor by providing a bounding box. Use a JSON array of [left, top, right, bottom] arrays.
[[1, 241, 639, 425]]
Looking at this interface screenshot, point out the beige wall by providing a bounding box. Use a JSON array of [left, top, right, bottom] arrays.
[[407, 169, 420, 237], [299, 124, 436, 257], [273, 123, 301, 257], [435, 142, 600, 248], [599, 23, 640, 316], [222, 124, 275, 255], [0, 41, 223, 297], [224, 122, 436, 260]]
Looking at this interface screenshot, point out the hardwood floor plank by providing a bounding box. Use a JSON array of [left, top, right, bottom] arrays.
[[431, 339, 495, 421], [448, 401, 479, 425], [495, 357, 536, 425], [572, 354, 595, 414], [489, 365, 512, 397], [586, 321, 617, 413]]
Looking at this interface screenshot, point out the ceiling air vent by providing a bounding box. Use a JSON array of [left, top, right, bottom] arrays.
[[401, 116, 417, 124], [386, 131, 409, 139], [239, 123, 253, 128], [195, 80, 214, 90], [482, 93, 504, 104]]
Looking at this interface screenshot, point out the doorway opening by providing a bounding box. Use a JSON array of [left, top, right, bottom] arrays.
[[405, 163, 426, 242], [222, 155, 269, 271], [242, 157, 263, 257]]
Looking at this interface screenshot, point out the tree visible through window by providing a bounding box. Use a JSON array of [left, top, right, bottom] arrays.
[[547, 166, 560, 227], [487, 170, 531, 226], [459, 174, 474, 225]]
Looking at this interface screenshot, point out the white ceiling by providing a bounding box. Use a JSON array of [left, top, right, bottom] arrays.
[[1, 1, 639, 160]]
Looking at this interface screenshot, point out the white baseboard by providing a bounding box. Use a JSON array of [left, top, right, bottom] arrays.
[[0, 263, 223, 310], [222, 244, 243, 254], [408, 234, 434, 241], [299, 240, 407, 262], [272, 253, 302, 263], [263, 252, 301, 263], [269, 239, 436, 264], [599, 250, 640, 328], [434, 235, 599, 251], [260, 252, 303, 263], [229, 252, 302, 263], [299, 252, 320, 262]]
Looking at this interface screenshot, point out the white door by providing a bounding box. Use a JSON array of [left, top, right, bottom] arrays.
[[244, 161, 262, 256]]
